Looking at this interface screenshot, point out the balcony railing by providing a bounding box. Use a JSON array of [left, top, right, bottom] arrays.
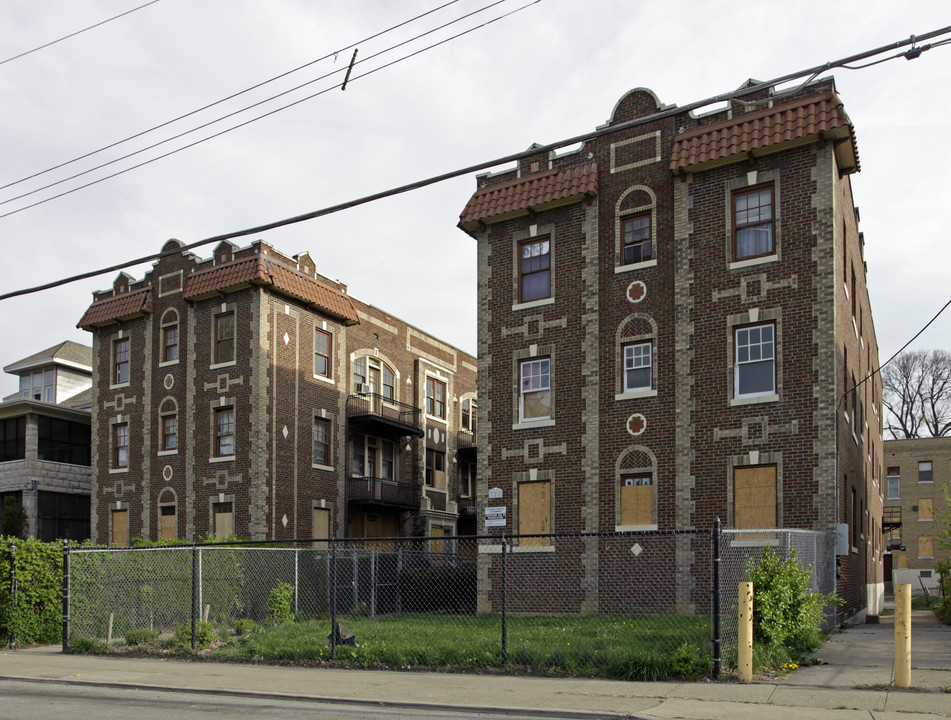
[[347, 393, 423, 437], [347, 476, 421, 510], [457, 429, 476, 450]]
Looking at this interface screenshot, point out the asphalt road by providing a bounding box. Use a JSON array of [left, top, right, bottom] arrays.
[[0, 679, 596, 720]]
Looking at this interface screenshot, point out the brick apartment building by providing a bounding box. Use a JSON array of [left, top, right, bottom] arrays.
[[78, 239, 477, 545], [459, 78, 884, 619], [883, 437, 950, 593]]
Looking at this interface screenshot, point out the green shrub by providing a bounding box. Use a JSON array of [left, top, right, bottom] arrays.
[[125, 628, 158, 646], [0, 537, 63, 646], [172, 620, 216, 650], [745, 547, 837, 654], [233, 618, 256, 636], [66, 636, 108, 654], [267, 582, 294, 625], [668, 642, 712, 678]]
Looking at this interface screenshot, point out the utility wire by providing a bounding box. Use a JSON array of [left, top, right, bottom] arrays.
[[0, 0, 462, 192], [1, 23, 950, 304], [0, 1, 161, 67], [0, 0, 535, 219]]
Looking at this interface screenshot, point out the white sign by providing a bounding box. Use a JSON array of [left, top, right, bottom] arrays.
[[488, 487, 502, 499], [485, 506, 507, 527]]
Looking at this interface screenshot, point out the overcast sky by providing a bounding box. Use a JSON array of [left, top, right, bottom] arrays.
[[1, 0, 949, 396]]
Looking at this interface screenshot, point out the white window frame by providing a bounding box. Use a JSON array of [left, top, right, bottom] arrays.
[[734, 324, 775, 399], [519, 358, 551, 423], [623, 342, 652, 393]]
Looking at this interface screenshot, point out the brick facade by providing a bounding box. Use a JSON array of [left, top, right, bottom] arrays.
[[460, 79, 884, 619], [79, 239, 476, 543]]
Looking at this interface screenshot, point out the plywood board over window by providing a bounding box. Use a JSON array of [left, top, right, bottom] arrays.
[[620, 476, 653, 526], [518, 480, 551, 546], [918, 498, 934, 522], [312, 507, 330, 548], [213, 502, 234, 538], [112, 509, 129, 546], [733, 465, 777, 529]]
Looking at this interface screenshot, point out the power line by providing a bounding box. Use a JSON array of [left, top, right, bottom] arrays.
[[1, 24, 949, 304], [0, 0, 462, 192], [0, 0, 536, 220], [0, 1, 161, 67]]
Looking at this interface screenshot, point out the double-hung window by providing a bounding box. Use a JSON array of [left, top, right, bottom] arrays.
[[918, 461, 933, 483], [733, 185, 774, 260], [313, 417, 330, 465], [112, 423, 129, 469], [162, 414, 178, 451], [314, 329, 332, 378], [734, 324, 774, 398], [622, 213, 652, 265], [426, 378, 446, 419], [886, 467, 900, 499], [215, 312, 235, 364], [519, 358, 551, 422], [519, 237, 551, 302], [114, 338, 130, 385], [215, 407, 235, 457], [623, 342, 652, 392]]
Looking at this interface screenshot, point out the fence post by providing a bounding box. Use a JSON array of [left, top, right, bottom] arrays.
[[737, 581, 753, 682], [712, 518, 721, 678], [894, 583, 912, 688], [191, 543, 198, 650], [294, 547, 299, 617], [9, 541, 16, 651], [62, 539, 70, 652], [330, 537, 337, 661], [370, 547, 377, 618], [500, 534, 508, 667], [198, 547, 203, 623]]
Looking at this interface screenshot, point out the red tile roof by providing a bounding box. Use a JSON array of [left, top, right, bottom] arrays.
[[183, 253, 359, 325], [671, 92, 859, 174], [182, 255, 270, 299], [459, 162, 598, 231], [77, 288, 152, 328]]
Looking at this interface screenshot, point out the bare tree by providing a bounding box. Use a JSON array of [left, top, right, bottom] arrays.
[[881, 349, 951, 438]]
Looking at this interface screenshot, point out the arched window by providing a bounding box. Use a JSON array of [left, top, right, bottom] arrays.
[[616, 446, 657, 528], [160, 308, 180, 364], [353, 356, 396, 401], [615, 186, 657, 268], [616, 313, 657, 397], [159, 397, 178, 453]]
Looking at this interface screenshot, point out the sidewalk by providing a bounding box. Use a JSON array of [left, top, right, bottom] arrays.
[[0, 610, 948, 720]]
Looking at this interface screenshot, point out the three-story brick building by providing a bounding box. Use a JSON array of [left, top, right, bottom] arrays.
[[79, 239, 477, 544], [459, 78, 884, 619]]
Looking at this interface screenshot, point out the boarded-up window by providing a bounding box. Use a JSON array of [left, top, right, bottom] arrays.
[[733, 465, 777, 529], [620, 476, 653, 526], [431, 525, 446, 566], [518, 480, 551, 546], [919, 536, 934, 558], [159, 505, 176, 540], [213, 502, 234, 538], [918, 498, 934, 521], [353, 512, 396, 550], [313, 507, 330, 549], [111, 509, 129, 546]]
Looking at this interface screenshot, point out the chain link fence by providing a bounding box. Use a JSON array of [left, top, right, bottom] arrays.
[[65, 529, 718, 679], [716, 528, 836, 667]]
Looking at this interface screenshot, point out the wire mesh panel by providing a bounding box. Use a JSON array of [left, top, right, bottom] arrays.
[[69, 546, 192, 639], [66, 530, 715, 679], [717, 528, 836, 666]]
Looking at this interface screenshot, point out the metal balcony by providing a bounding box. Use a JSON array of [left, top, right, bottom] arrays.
[[347, 476, 421, 511], [347, 393, 423, 439], [457, 429, 477, 460]]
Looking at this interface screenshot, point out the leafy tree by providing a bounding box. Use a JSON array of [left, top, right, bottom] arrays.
[[1, 501, 28, 540], [881, 349, 951, 438]]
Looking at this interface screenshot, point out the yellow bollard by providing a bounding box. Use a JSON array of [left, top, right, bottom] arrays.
[[738, 581, 753, 682], [894, 583, 911, 688]]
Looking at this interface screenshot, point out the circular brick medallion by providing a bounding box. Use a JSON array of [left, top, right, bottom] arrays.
[[626, 414, 647, 436], [163, 465, 173, 482], [164, 373, 174, 390], [627, 281, 647, 303]]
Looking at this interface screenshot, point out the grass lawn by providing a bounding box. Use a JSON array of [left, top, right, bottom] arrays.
[[215, 613, 712, 681]]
